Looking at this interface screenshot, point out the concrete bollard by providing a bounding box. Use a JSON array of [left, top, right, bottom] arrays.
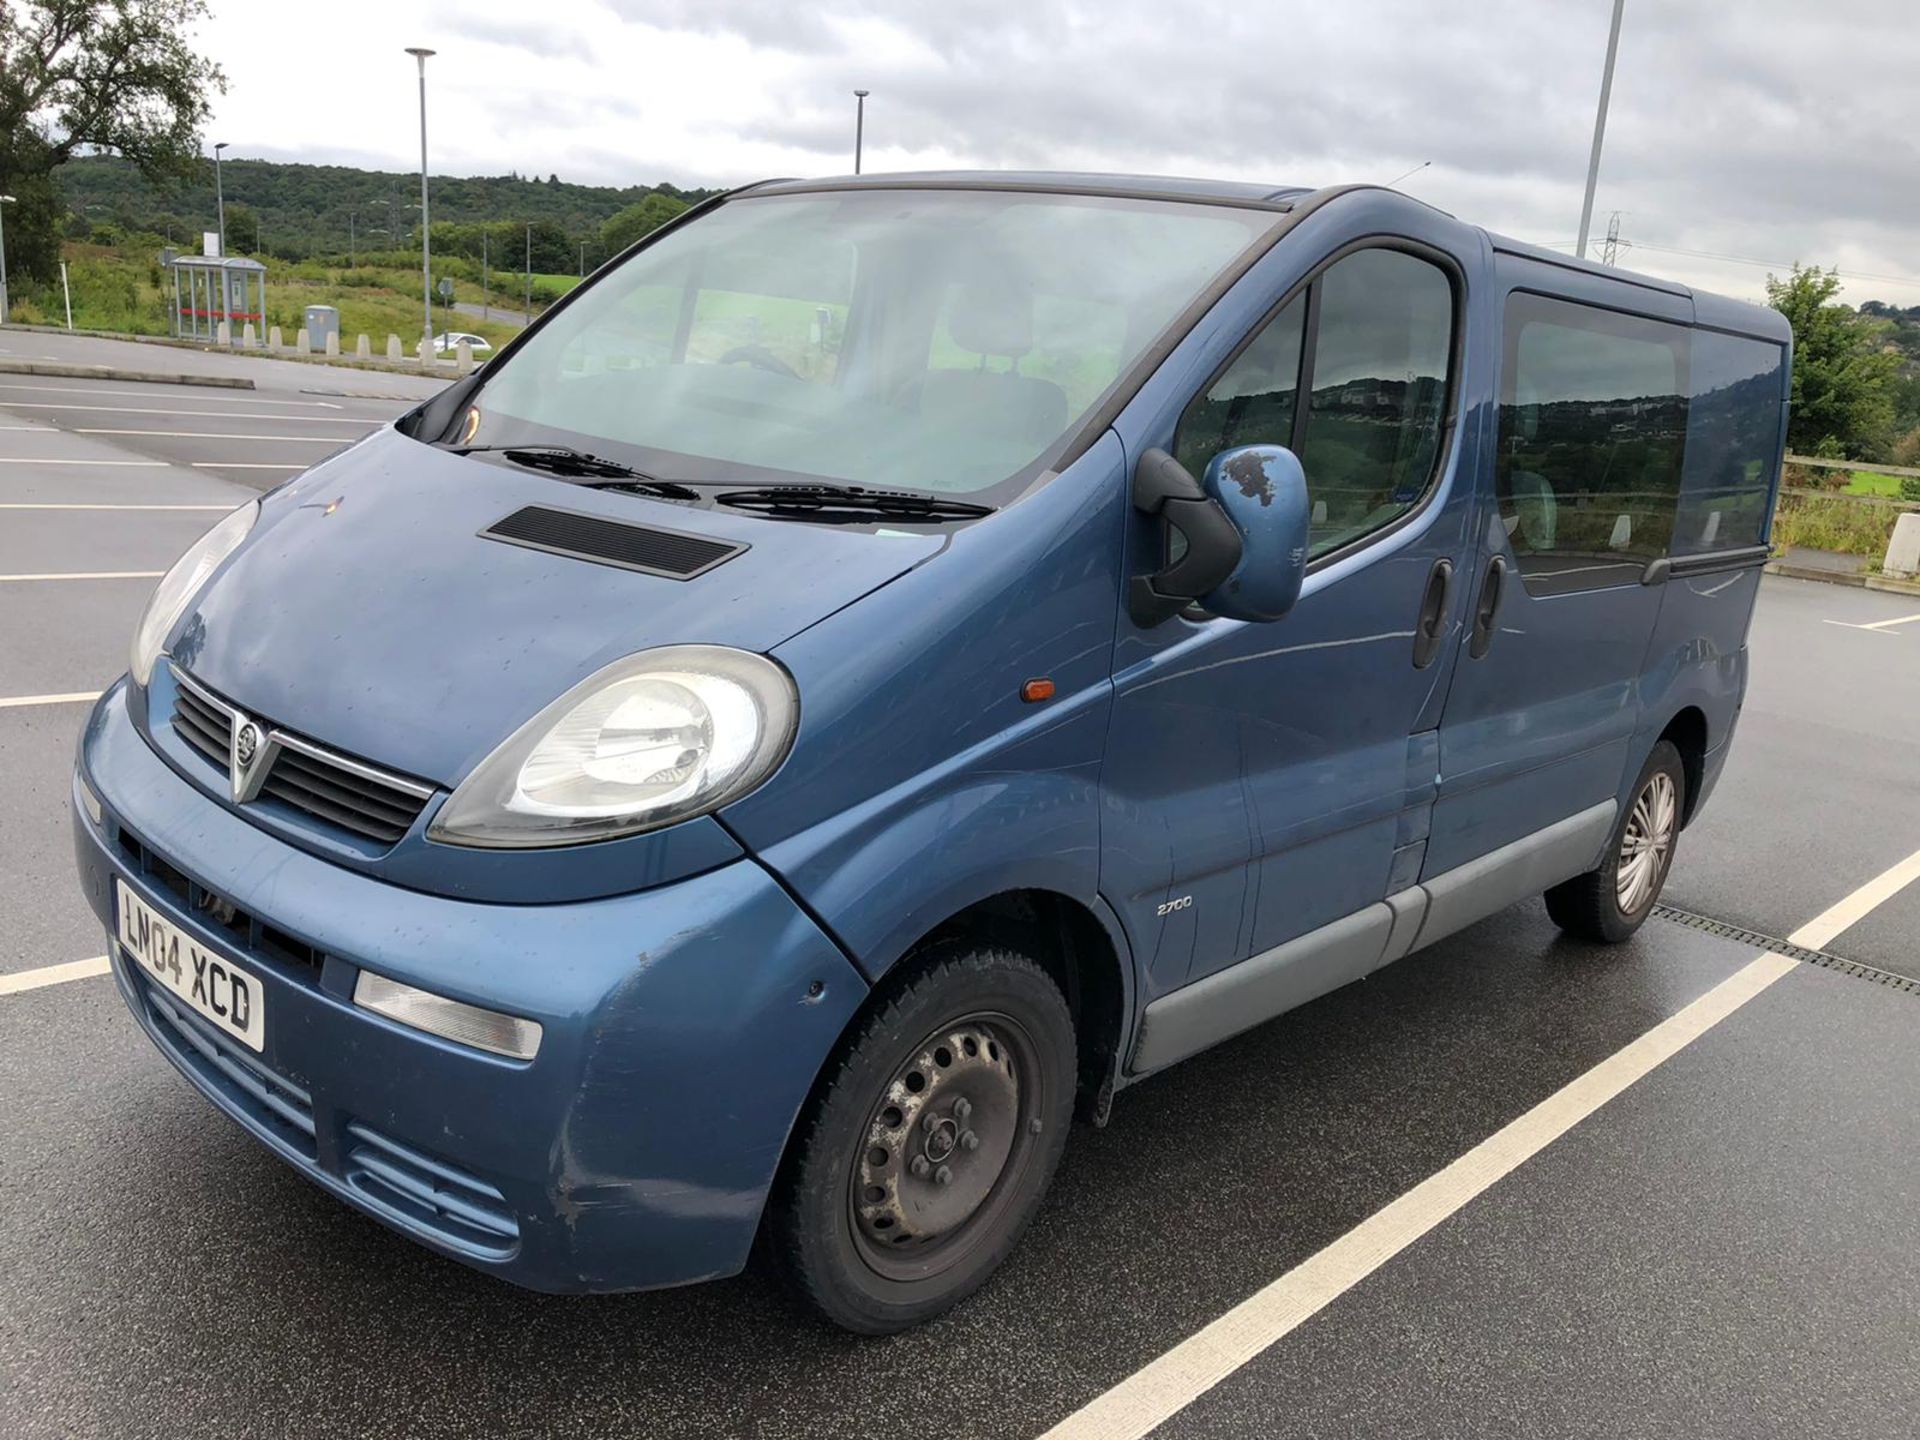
[[242, 322, 256, 348], [216, 319, 231, 346], [325, 332, 340, 357], [356, 334, 371, 359], [456, 340, 473, 375], [386, 334, 402, 362], [294, 327, 310, 354], [418, 337, 432, 365], [1886, 512, 1920, 580], [268, 325, 283, 350]]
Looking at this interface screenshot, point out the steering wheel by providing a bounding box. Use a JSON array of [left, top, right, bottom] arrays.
[[718, 344, 801, 379]]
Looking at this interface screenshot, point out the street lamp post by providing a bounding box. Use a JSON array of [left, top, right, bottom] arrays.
[[853, 89, 870, 174], [213, 142, 228, 254], [406, 47, 437, 356], [0, 194, 14, 322], [348, 208, 356, 268], [525, 221, 532, 324], [1575, 0, 1627, 259]]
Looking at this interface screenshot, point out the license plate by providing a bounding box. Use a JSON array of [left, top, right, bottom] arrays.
[[116, 882, 265, 1052]]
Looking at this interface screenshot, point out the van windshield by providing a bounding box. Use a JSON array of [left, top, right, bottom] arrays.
[[466, 189, 1278, 503]]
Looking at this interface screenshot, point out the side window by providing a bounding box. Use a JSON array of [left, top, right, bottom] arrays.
[[1498, 295, 1689, 594], [1672, 332, 1786, 554], [1174, 247, 1455, 559]]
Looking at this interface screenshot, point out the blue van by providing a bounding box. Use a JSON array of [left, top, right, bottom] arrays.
[[71, 173, 1789, 1332]]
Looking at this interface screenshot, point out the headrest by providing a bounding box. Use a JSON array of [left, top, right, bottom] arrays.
[[947, 265, 1034, 358]]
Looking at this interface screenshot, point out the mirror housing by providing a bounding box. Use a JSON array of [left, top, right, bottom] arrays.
[[1195, 444, 1311, 622], [1129, 445, 1310, 626]]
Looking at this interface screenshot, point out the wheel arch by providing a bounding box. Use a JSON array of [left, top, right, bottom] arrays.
[[1657, 704, 1709, 826]]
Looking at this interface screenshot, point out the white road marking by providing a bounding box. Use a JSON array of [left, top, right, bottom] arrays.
[[1791, 843, 1920, 949], [1859, 611, 1920, 632], [0, 458, 170, 467], [0, 570, 163, 581], [0, 691, 101, 709], [191, 462, 306, 470], [70, 429, 349, 443], [1041, 845, 1920, 1440], [1822, 621, 1901, 635], [0, 402, 376, 423], [0, 503, 228, 511], [0, 381, 385, 408], [0, 957, 111, 996]]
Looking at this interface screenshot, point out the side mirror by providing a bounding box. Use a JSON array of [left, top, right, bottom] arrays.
[[1129, 444, 1310, 627], [1197, 444, 1311, 622]]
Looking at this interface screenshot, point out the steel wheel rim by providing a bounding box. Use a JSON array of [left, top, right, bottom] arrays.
[[847, 1011, 1044, 1283], [1616, 770, 1677, 913]]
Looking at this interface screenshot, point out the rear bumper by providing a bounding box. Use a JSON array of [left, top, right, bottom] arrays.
[[73, 679, 865, 1293]]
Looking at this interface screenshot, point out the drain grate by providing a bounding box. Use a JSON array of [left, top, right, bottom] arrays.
[[1651, 904, 1919, 996]]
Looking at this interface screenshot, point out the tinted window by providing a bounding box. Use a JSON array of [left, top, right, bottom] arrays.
[[1498, 295, 1689, 594], [1174, 247, 1454, 559], [1297, 250, 1454, 556], [1673, 332, 1787, 554]]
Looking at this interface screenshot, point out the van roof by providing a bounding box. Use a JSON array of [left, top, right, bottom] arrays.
[[747, 171, 1313, 209], [741, 172, 1790, 340]]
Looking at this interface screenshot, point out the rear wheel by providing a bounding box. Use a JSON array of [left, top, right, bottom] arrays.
[[1545, 739, 1686, 943], [769, 942, 1075, 1333]]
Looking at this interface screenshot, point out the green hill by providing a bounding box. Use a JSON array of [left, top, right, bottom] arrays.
[[53, 153, 719, 273]]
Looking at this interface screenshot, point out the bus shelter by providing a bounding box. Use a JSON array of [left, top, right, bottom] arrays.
[[167, 254, 267, 341]]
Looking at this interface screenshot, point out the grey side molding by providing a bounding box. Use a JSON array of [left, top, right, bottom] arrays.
[[1413, 799, 1615, 951], [1125, 799, 1619, 1078], [1129, 903, 1393, 1074]]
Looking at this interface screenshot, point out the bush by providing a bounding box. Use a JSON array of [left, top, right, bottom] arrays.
[[1890, 425, 1920, 470], [1901, 476, 1920, 503], [1772, 492, 1902, 557]]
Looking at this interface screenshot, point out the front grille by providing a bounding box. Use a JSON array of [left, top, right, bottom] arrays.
[[343, 1122, 519, 1257], [143, 979, 318, 1161], [169, 667, 434, 847], [117, 827, 321, 974]]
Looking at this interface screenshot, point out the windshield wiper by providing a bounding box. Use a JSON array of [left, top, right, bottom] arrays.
[[457, 445, 700, 500], [714, 484, 995, 524]]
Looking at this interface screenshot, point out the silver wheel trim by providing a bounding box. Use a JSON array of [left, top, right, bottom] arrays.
[[1616, 770, 1677, 913]]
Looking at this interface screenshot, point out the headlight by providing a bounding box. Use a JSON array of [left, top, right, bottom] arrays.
[[130, 500, 259, 686], [428, 645, 798, 848]]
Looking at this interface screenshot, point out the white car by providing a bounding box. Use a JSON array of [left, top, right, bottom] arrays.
[[431, 332, 494, 356]]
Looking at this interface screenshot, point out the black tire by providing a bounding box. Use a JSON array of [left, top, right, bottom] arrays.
[[1545, 739, 1687, 944], [768, 941, 1075, 1334]]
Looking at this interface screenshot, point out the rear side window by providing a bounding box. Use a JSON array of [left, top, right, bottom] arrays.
[[1176, 247, 1455, 560], [1672, 333, 1787, 555], [1497, 295, 1689, 595]]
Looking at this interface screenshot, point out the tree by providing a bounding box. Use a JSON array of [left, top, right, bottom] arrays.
[[1766, 265, 1901, 459], [0, 0, 225, 284], [600, 192, 689, 256]]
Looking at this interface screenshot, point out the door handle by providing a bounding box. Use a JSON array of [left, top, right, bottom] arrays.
[[1469, 556, 1507, 659], [1411, 558, 1453, 669]]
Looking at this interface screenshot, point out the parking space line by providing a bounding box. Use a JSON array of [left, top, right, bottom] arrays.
[[0, 570, 163, 581], [0, 381, 370, 407], [0, 458, 170, 467], [1792, 843, 1920, 949], [1860, 611, 1920, 632], [0, 957, 111, 996], [70, 429, 352, 443], [0, 691, 100, 709], [191, 462, 306, 470], [0, 503, 229, 511], [1042, 843, 1920, 1440], [0, 402, 376, 423], [1038, 951, 1798, 1440]]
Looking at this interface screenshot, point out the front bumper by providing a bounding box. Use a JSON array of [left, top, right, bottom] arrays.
[[73, 680, 866, 1293]]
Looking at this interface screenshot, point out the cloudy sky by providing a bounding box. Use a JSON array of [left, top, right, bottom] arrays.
[[200, 0, 1918, 304]]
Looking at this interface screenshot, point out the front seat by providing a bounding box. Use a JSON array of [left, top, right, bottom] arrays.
[[919, 275, 1070, 452]]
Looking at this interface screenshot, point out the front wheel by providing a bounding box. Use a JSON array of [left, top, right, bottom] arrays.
[[768, 942, 1075, 1333], [1545, 739, 1686, 943]]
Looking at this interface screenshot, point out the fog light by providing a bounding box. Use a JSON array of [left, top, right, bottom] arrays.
[[77, 775, 103, 828], [353, 971, 542, 1060]]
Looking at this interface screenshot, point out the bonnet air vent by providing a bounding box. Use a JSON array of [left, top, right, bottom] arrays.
[[481, 505, 745, 580]]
